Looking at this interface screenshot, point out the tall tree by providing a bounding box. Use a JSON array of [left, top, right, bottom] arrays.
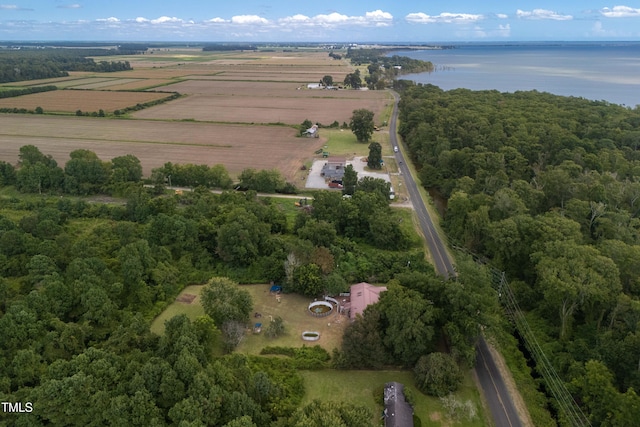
[[342, 164, 357, 196], [367, 142, 383, 169], [201, 277, 253, 327], [343, 69, 362, 89], [533, 240, 621, 340], [377, 284, 436, 366], [349, 109, 375, 143]]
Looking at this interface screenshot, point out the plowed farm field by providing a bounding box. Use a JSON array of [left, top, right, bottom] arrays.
[[132, 92, 389, 125], [0, 115, 321, 180], [0, 90, 171, 113], [0, 49, 387, 180]]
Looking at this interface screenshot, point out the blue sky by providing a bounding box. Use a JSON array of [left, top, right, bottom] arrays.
[[1, 1, 639, 42]]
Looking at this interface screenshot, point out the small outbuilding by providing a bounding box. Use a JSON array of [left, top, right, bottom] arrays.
[[303, 124, 319, 137], [383, 382, 414, 427]]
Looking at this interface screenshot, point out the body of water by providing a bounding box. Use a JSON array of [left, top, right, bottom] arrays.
[[399, 42, 640, 107]]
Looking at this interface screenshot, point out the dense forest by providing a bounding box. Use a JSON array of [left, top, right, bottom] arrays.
[[399, 83, 640, 426], [346, 48, 434, 74], [0, 144, 500, 425], [0, 49, 132, 83]]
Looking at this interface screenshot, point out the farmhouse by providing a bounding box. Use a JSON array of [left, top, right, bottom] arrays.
[[349, 282, 387, 320], [383, 382, 414, 427], [320, 156, 346, 180]]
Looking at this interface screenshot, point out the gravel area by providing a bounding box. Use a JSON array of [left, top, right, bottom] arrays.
[[305, 156, 391, 190]]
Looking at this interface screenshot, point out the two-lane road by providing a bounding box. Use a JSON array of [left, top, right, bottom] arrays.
[[388, 90, 523, 427], [388, 91, 455, 279]]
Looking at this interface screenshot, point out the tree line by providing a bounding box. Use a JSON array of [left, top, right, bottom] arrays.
[[399, 83, 640, 426], [0, 49, 132, 83], [0, 145, 448, 425]]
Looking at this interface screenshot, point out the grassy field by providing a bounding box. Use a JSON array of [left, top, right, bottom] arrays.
[[150, 285, 206, 335], [300, 370, 489, 427], [151, 282, 489, 426], [151, 283, 350, 354], [237, 284, 350, 354], [321, 129, 368, 157]]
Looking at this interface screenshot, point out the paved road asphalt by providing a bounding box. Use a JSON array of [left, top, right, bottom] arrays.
[[387, 90, 523, 427]]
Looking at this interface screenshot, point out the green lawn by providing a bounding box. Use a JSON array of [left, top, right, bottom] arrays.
[[151, 283, 350, 354], [236, 284, 350, 354], [150, 285, 205, 335], [320, 129, 366, 157], [300, 369, 489, 427]]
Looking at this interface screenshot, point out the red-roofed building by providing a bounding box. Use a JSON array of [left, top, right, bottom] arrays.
[[349, 282, 387, 320]]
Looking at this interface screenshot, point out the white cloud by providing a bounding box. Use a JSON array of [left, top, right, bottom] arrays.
[[471, 23, 511, 38], [279, 10, 393, 28], [279, 14, 311, 24], [231, 15, 269, 25], [151, 16, 183, 24], [96, 17, 120, 23], [600, 6, 640, 18], [0, 4, 32, 10], [516, 9, 573, 21], [57, 4, 81, 9], [406, 12, 484, 24], [207, 17, 229, 23], [314, 12, 350, 24], [496, 14, 508, 19], [366, 9, 393, 21], [497, 24, 511, 37]]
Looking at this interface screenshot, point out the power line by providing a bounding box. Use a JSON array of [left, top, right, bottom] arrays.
[[450, 241, 591, 426]]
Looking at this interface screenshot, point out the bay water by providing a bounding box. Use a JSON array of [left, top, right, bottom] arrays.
[[399, 42, 640, 108]]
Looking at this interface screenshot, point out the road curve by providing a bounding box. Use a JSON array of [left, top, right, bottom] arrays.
[[388, 90, 523, 427]]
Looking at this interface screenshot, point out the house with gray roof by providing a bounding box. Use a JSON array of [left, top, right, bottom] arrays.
[[320, 157, 346, 180]]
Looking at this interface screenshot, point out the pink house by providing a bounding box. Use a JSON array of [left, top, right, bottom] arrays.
[[349, 282, 387, 320]]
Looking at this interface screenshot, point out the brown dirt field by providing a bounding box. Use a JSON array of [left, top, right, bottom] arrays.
[[0, 115, 324, 179], [0, 90, 170, 113], [108, 67, 208, 79], [72, 78, 142, 90], [0, 51, 382, 182], [51, 78, 118, 89], [106, 79, 174, 90], [156, 80, 391, 99], [132, 92, 391, 126], [183, 73, 349, 83]]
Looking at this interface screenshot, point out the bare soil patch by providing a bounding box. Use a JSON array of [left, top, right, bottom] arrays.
[[107, 79, 174, 90], [0, 90, 170, 113], [176, 293, 197, 304], [72, 78, 142, 90], [51, 77, 118, 89], [0, 115, 322, 180], [133, 93, 390, 126], [157, 80, 391, 100]]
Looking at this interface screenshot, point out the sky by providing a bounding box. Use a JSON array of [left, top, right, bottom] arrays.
[[1, 1, 640, 42]]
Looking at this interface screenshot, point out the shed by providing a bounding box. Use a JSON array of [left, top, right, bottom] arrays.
[[384, 382, 414, 427]]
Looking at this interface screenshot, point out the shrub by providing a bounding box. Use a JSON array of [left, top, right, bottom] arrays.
[[413, 352, 463, 397]]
